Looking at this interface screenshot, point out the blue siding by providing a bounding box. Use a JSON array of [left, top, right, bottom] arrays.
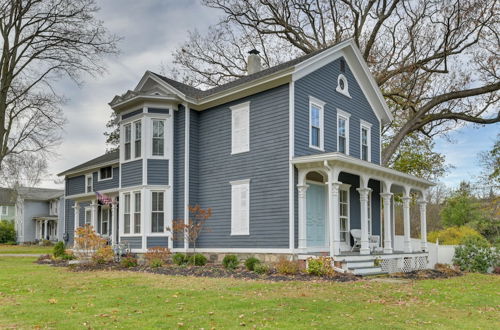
[[121, 160, 142, 187], [294, 57, 381, 164], [192, 84, 290, 248], [189, 109, 199, 207], [121, 109, 143, 120], [93, 167, 119, 191], [64, 200, 90, 246], [120, 236, 142, 249], [147, 159, 169, 185], [66, 175, 85, 196], [173, 106, 185, 248], [146, 236, 169, 248]]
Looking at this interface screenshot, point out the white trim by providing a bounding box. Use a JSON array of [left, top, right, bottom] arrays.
[[84, 207, 92, 225], [336, 74, 351, 98], [230, 179, 250, 236], [230, 101, 250, 155], [97, 166, 113, 182], [337, 110, 350, 155], [288, 81, 295, 251], [184, 103, 190, 250], [85, 174, 93, 193], [360, 120, 372, 162], [339, 185, 350, 250], [229, 179, 251, 185], [309, 96, 325, 151]]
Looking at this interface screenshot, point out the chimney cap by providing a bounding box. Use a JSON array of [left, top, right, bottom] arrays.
[[248, 49, 260, 55]]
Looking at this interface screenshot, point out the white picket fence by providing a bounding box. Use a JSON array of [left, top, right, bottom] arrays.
[[393, 235, 456, 269]]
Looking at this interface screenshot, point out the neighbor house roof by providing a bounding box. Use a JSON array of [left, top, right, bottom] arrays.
[[58, 149, 119, 177], [0, 188, 16, 205], [17, 187, 64, 201]]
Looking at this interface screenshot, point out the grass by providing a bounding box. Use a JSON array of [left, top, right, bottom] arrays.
[[0, 244, 54, 254], [0, 257, 498, 329]]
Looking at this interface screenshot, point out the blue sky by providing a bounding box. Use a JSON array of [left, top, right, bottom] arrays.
[[41, 0, 499, 189]]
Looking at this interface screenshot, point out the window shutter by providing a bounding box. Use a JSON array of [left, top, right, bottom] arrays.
[[231, 103, 249, 154], [231, 181, 250, 235]]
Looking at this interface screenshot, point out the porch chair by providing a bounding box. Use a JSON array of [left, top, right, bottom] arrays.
[[350, 229, 361, 251], [369, 235, 380, 252]]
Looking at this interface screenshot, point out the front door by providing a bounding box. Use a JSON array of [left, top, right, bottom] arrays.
[[306, 183, 327, 248]]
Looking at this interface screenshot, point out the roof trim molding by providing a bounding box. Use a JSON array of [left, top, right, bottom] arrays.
[[58, 159, 119, 177]]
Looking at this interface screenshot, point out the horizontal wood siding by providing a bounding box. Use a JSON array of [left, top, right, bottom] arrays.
[[147, 159, 169, 185], [66, 175, 85, 196], [65, 199, 74, 245], [121, 160, 142, 187], [294, 57, 381, 164], [147, 236, 169, 248], [120, 236, 142, 249], [173, 106, 185, 248], [93, 167, 119, 191], [193, 84, 290, 248]]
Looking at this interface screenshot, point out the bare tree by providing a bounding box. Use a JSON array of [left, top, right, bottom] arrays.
[[171, 0, 499, 166], [0, 0, 119, 175]]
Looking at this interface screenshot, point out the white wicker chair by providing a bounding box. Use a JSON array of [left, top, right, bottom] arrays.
[[350, 229, 361, 251]]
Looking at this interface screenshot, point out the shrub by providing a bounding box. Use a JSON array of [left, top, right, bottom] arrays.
[[222, 254, 239, 270], [120, 254, 138, 268], [0, 220, 16, 244], [188, 253, 208, 266], [244, 257, 261, 271], [74, 225, 107, 259], [306, 257, 335, 277], [150, 259, 164, 268], [427, 226, 482, 245], [173, 253, 187, 265], [453, 236, 497, 273], [275, 257, 300, 275], [53, 242, 66, 258], [253, 263, 269, 275], [145, 247, 171, 266], [61, 251, 76, 261], [92, 246, 114, 264]]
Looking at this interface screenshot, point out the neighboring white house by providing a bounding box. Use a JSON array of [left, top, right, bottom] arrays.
[[0, 188, 16, 222]]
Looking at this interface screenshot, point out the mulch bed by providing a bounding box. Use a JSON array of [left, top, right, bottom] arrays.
[[36, 258, 359, 282], [388, 268, 463, 280]]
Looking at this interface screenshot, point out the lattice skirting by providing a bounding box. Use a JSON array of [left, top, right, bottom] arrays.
[[380, 256, 428, 273]]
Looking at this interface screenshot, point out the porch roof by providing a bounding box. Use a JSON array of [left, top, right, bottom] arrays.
[[33, 215, 58, 221], [292, 152, 434, 191]]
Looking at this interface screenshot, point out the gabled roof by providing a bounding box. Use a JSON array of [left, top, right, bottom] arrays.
[[58, 149, 119, 177], [0, 187, 64, 202]]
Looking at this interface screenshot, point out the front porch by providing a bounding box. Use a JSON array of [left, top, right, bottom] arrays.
[[293, 152, 434, 274], [33, 216, 58, 241]]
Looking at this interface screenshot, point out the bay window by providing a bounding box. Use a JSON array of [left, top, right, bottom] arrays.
[[124, 124, 132, 160], [152, 119, 165, 156], [151, 191, 164, 233], [134, 192, 141, 234], [123, 193, 131, 234], [134, 121, 142, 158]]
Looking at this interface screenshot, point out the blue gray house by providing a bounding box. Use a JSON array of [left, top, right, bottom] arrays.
[[59, 40, 434, 274]]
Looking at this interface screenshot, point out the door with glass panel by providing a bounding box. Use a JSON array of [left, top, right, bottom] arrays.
[[306, 183, 327, 248], [339, 188, 350, 251]]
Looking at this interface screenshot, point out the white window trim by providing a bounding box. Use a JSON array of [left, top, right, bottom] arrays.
[[122, 192, 138, 236], [308, 96, 325, 151], [360, 120, 372, 162], [97, 166, 114, 182], [100, 206, 110, 236], [230, 179, 251, 236], [337, 109, 351, 155], [85, 174, 93, 193], [339, 184, 351, 248], [84, 207, 92, 225], [121, 117, 145, 163], [336, 74, 351, 98], [134, 120, 142, 159], [230, 101, 250, 155], [150, 190, 166, 234]]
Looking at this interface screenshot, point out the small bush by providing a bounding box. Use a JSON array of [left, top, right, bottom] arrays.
[[150, 259, 164, 268], [453, 236, 497, 273], [145, 247, 171, 266], [244, 257, 261, 271], [61, 251, 75, 261], [275, 257, 300, 275], [173, 253, 187, 265], [222, 254, 239, 269], [307, 257, 334, 276], [120, 254, 138, 268], [53, 242, 65, 258], [427, 226, 482, 245], [186, 253, 207, 266], [253, 263, 269, 275], [0, 220, 16, 244], [92, 246, 114, 264]]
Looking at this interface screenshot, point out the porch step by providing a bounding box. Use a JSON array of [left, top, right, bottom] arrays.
[[346, 260, 374, 268], [351, 266, 383, 276]]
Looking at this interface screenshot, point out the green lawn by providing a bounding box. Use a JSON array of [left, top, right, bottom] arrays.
[[0, 244, 53, 254], [0, 257, 498, 329]]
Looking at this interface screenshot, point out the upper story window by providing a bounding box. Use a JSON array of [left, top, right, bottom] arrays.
[[85, 174, 93, 193], [230, 101, 250, 154], [151, 191, 164, 233], [230, 179, 250, 235], [50, 200, 58, 215], [152, 119, 165, 156], [99, 166, 113, 181], [336, 73, 351, 98], [134, 121, 142, 158], [337, 109, 350, 155], [360, 120, 372, 162], [309, 97, 325, 150], [124, 124, 132, 160]]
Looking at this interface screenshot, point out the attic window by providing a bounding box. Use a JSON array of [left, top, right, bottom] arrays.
[[336, 74, 351, 98], [340, 59, 345, 73]]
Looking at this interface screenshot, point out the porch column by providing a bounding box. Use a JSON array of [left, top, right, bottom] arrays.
[[419, 199, 428, 252], [402, 195, 412, 253], [357, 187, 371, 255], [44, 220, 48, 240], [111, 202, 117, 246], [297, 184, 309, 249], [381, 192, 393, 254], [329, 181, 342, 256], [90, 200, 98, 232], [72, 202, 80, 240]]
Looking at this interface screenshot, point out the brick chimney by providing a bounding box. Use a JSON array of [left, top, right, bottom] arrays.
[[246, 49, 262, 75]]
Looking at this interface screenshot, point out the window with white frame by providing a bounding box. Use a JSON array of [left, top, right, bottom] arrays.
[[84, 207, 91, 225], [101, 208, 109, 235], [85, 174, 93, 193], [337, 110, 350, 154], [309, 97, 325, 150], [152, 119, 165, 156], [230, 102, 250, 154], [124, 124, 132, 160], [99, 166, 112, 181], [360, 120, 372, 161], [123, 193, 131, 234], [339, 188, 349, 243], [133, 192, 141, 234], [151, 191, 164, 233], [230, 180, 250, 235], [134, 121, 142, 158]]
